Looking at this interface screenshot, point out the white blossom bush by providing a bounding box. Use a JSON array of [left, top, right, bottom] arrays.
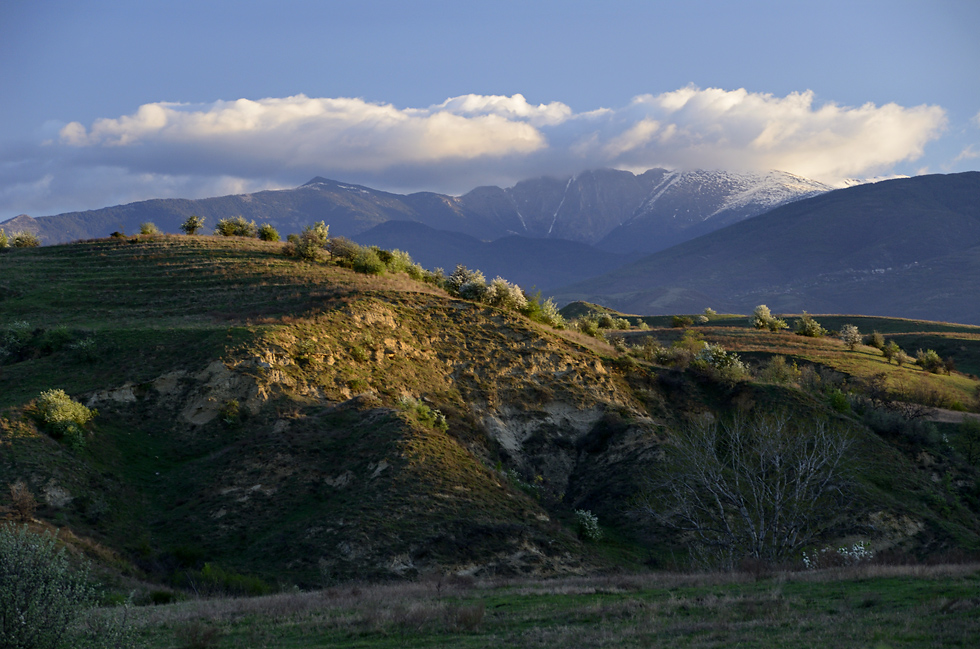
[[445, 265, 488, 301], [802, 540, 874, 570], [575, 509, 602, 542], [485, 277, 527, 311]]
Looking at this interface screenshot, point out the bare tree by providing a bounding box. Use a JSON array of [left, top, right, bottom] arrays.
[[636, 412, 854, 568]]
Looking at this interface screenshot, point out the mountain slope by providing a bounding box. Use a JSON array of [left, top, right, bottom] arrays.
[[553, 172, 980, 323], [351, 220, 640, 291]]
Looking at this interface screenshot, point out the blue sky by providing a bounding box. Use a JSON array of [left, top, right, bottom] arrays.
[[1, 0, 978, 220]]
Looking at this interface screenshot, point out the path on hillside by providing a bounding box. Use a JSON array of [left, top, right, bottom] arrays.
[[927, 408, 980, 424]]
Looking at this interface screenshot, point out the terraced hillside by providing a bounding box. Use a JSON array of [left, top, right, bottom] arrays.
[[1, 238, 979, 593]]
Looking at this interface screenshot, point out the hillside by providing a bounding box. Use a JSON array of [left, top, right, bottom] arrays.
[[554, 172, 980, 324], [351, 220, 640, 291], [2, 236, 980, 591]]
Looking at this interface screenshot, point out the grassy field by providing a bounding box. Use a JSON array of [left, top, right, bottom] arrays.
[[4, 241, 980, 649], [104, 563, 980, 648]]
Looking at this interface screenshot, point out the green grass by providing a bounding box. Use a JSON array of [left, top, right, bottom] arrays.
[[112, 563, 980, 648]]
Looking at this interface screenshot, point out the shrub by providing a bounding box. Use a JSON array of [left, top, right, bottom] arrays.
[[691, 343, 749, 384], [8, 482, 37, 523], [291, 221, 329, 261], [575, 509, 602, 541], [840, 324, 861, 350], [916, 349, 944, 374], [0, 524, 99, 649], [485, 277, 528, 311], [751, 305, 774, 329], [257, 223, 280, 242], [574, 316, 603, 339], [795, 312, 825, 337], [180, 215, 205, 235], [381, 248, 414, 274], [757, 356, 800, 384], [672, 315, 694, 328], [32, 389, 97, 448], [214, 216, 257, 237], [445, 265, 487, 301], [327, 236, 360, 266], [0, 228, 8, 250], [751, 305, 787, 331], [11, 231, 41, 248], [865, 331, 885, 350], [353, 246, 387, 275], [521, 294, 566, 329], [398, 396, 448, 432], [138, 222, 158, 235]]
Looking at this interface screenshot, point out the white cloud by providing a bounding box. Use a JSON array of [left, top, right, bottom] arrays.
[[0, 87, 950, 217], [974, 110, 980, 127], [953, 145, 980, 163], [59, 95, 547, 168]]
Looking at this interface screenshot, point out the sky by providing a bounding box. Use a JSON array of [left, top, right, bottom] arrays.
[[1, 0, 978, 221]]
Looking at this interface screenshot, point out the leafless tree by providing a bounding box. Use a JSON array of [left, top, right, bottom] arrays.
[[636, 412, 854, 568]]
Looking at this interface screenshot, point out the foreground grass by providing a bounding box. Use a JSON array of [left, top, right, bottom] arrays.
[[114, 564, 980, 648]]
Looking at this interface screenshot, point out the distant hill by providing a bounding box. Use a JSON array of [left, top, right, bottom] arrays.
[[4, 168, 832, 257], [553, 172, 980, 324], [351, 221, 640, 292]]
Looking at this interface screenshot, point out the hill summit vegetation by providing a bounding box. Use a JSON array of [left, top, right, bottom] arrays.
[[1, 228, 980, 647]]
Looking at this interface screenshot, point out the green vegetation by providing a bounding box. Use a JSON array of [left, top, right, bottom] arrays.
[[180, 215, 205, 235], [119, 565, 980, 648], [0, 523, 138, 649], [29, 389, 97, 448], [2, 235, 980, 648], [214, 216, 257, 237], [257, 223, 280, 242], [139, 222, 159, 236]]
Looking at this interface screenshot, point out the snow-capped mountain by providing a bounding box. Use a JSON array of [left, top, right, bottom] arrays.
[[594, 169, 835, 254]]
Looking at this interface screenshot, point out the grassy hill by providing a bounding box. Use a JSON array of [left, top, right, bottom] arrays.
[[2, 237, 980, 603]]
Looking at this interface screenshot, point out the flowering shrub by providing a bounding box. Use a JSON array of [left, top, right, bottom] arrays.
[[32, 389, 97, 449], [180, 215, 205, 235], [802, 540, 874, 570], [214, 216, 257, 237], [397, 396, 448, 432], [575, 509, 602, 541], [0, 524, 139, 649], [485, 277, 528, 311]]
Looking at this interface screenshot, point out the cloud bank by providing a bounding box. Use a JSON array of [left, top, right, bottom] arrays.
[[2, 87, 948, 218]]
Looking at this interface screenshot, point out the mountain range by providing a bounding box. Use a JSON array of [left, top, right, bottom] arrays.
[[554, 172, 980, 324], [3, 168, 832, 253], [7, 169, 980, 324]]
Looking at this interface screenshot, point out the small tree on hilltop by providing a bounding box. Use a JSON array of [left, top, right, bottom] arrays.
[[752, 305, 773, 329], [751, 305, 787, 332], [11, 231, 40, 248], [294, 221, 329, 261], [795, 312, 826, 337], [257, 223, 280, 242], [840, 324, 861, 350], [180, 215, 205, 235], [882, 340, 901, 364], [214, 216, 257, 237]]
